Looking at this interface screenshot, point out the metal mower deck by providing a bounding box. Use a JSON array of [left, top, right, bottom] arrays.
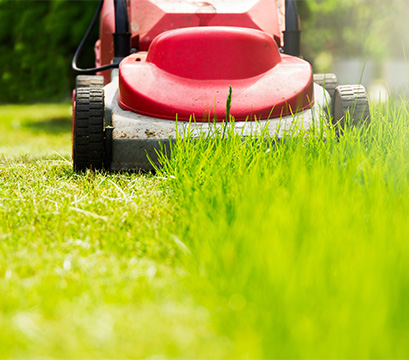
[[104, 71, 330, 170]]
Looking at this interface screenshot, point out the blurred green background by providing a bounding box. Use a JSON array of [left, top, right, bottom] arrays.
[[1, 0, 408, 103], [0, 0, 97, 103]]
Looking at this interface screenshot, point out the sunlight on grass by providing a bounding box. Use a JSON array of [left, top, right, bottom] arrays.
[[0, 104, 72, 157], [0, 157, 231, 358], [155, 99, 409, 358], [0, 105, 229, 358], [1, 101, 409, 358]]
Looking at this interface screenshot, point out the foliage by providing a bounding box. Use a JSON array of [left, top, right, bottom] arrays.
[[0, 1, 97, 103], [302, 0, 409, 63]]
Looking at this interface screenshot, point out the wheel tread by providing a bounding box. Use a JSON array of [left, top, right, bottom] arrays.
[[73, 79, 105, 172], [76, 75, 105, 89], [332, 84, 371, 128], [313, 73, 338, 99]]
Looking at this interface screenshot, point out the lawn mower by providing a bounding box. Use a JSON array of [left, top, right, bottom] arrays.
[[72, 0, 371, 171]]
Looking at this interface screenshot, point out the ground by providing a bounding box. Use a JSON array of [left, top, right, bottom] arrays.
[[1, 102, 409, 358]]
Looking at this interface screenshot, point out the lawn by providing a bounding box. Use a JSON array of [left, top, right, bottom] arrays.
[[1, 102, 409, 358]]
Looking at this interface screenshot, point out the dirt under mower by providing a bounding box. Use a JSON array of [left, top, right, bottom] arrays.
[[72, 0, 371, 172]]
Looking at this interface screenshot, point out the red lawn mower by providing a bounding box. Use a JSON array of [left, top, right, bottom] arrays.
[[72, 0, 370, 171]]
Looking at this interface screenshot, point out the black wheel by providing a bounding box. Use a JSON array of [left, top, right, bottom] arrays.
[[73, 86, 105, 172], [332, 85, 371, 128], [313, 73, 338, 100], [76, 75, 105, 89]]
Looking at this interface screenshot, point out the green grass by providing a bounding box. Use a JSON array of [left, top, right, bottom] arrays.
[[1, 102, 409, 358]]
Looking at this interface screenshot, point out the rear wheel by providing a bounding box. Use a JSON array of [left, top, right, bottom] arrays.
[[76, 75, 105, 89], [73, 85, 105, 172], [313, 73, 338, 100], [332, 85, 371, 128]]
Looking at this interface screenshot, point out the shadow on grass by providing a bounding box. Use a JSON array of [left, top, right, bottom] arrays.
[[23, 117, 71, 134]]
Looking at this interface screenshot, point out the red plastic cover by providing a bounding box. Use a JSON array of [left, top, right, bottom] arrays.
[[118, 27, 312, 121], [97, 0, 285, 83]]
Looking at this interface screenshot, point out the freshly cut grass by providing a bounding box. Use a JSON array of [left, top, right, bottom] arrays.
[[0, 105, 228, 359], [1, 101, 409, 358], [0, 104, 73, 157]]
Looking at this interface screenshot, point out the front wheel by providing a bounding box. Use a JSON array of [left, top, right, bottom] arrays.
[[73, 86, 105, 172], [332, 85, 371, 128]]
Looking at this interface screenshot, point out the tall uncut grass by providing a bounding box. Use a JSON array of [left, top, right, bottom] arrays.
[[155, 100, 409, 358]]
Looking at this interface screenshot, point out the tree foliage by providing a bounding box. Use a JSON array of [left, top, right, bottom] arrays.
[[0, 0, 97, 103], [302, 0, 409, 62]]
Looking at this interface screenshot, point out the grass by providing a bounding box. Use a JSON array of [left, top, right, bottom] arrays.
[[0, 104, 226, 358], [1, 101, 409, 358]]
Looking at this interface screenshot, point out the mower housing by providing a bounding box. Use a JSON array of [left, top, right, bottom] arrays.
[[72, 0, 370, 171]]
